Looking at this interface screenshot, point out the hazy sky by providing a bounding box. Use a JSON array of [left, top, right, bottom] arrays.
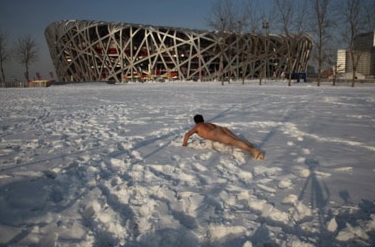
[[0, 0, 275, 80]]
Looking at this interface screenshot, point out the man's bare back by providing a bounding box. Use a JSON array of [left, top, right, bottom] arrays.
[[182, 115, 264, 160]]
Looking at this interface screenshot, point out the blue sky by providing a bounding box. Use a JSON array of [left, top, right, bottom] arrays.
[[1, 0, 236, 79]]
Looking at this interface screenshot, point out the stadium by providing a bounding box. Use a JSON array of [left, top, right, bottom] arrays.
[[45, 20, 313, 82]]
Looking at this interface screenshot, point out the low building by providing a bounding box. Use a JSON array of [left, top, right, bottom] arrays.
[[337, 31, 375, 78]]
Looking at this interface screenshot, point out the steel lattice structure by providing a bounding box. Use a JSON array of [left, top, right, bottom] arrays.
[[45, 20, 313, 82]]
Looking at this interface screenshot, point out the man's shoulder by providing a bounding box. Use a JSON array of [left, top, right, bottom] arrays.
[[197, 122, 209, 127], [196, 123, 215, 131]]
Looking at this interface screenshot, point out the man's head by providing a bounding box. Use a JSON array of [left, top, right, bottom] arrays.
[[194, 114, 204, 123]]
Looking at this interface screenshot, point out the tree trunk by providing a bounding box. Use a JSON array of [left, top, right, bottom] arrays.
[[0, 61, 5, 82], [351, 69, 356, 87], [332, 65, 337, 86], [317, 60, 321, 87], [25, 63, 30, 81]]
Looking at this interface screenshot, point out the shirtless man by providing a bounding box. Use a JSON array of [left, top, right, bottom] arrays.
[[182, 115, 264, 160]]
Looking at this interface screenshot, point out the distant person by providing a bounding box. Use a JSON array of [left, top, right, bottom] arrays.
[[183, 115, 264, 160]]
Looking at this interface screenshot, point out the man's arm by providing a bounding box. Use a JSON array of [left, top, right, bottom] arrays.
[[182, 127, 197, 146]]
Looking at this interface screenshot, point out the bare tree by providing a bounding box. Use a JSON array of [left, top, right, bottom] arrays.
[[237, 0, 263, 84], [14, 35, 38, 81], [340, 0, 365, 87], [274, 0, 309, 86], [274, 0, 293, 85], [0, 30, 11, 83], [205, 0, 243, 85], [244, 0, 261, 34], [309, 0, 336, 86], [260, 5, 281, 85], [206, 0, 277, 85], [205, 0, 239, 32]]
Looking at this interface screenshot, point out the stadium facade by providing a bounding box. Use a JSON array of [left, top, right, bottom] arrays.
[[45, 20, 313, 82]]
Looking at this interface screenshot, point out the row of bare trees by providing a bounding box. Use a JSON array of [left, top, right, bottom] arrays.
[[205, 0, 375, 87], [0, 31, 38, 82]]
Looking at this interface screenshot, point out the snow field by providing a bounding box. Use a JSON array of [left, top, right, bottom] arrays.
[[0, 81, 374, 247]]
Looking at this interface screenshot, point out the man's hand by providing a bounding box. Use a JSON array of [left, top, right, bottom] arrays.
[[182, 127, 196, 147]]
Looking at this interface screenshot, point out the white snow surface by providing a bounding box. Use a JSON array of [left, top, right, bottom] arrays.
[[0, 81, 374, 247]]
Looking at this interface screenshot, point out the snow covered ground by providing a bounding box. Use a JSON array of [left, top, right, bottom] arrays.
[[0, 81, 374, 247]]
